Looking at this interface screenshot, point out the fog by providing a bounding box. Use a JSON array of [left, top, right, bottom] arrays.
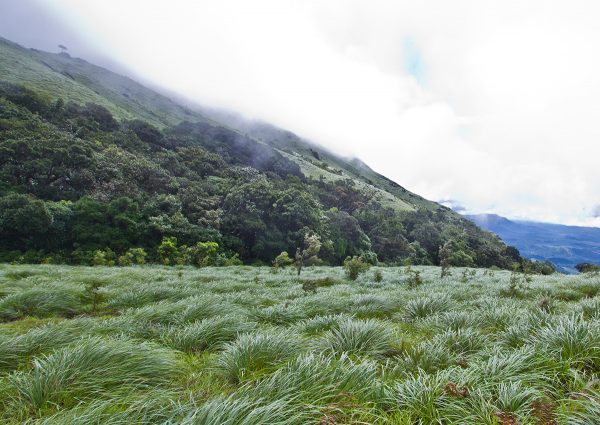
[[3, 0, 600, 226]]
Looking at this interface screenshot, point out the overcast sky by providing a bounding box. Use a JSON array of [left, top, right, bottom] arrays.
[[2, 0, 600, 226]]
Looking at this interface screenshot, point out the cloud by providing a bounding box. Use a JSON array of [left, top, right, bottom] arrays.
[[13, 0, 600, 226]]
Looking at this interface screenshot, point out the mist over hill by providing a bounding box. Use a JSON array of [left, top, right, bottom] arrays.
[[0, 37, 525, 268]]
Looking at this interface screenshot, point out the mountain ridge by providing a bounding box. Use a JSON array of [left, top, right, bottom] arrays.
[[466, 213, 600, 273]]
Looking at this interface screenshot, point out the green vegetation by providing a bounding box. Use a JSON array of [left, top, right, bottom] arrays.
[[576, 263, 600, 274], [344, 255, 371, 280], [0, 37, 527, 270], [0, 264, 598, 423]]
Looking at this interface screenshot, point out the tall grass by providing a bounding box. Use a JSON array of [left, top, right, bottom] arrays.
[[181, 396, 302, 425], [162, 315, 255, 352], [0, 286, 84, 321], [403, 294, 451, 321], [10, 336, 179, 411], [317, 318, 398, 357], [532, 315, 600, 370], [218, 331, 301, 383], [0, 264, 598, 423]]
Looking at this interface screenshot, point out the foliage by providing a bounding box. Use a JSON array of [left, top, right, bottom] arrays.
[[294, 233, 321, 275], [406, 269, 424, 289], [576, 263, 600, 274], [343, 256, 371, 280], [373, 269, 383, 282], [117, 247, 147, 266], [156, 237, 180, 265], [0, 39, 533, 276], [0, 76, 524, 269], [272, 251, 293, 271]]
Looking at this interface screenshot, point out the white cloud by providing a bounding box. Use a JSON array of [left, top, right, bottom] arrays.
[[36, 0, 600, 226]]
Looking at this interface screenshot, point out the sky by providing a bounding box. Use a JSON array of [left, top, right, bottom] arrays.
[[2, 0, 600, 227]]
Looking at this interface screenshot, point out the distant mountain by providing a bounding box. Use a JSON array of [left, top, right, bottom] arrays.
[[0, 36, 521, 268], [465, 214, 600, 273]]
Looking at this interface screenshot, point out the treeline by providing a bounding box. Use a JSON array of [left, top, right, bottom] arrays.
[[0, 82, 531, 269]]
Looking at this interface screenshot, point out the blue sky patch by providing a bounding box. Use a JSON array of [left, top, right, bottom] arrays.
[[403, 37, 426, 84]]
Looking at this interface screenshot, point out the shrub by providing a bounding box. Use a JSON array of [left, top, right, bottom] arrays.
[[92, 249, 116, 266], [186, 241, 220, 267], [406, 269, 424, 288], [272, 251, 293, 271], [299, 277, 338, 293], [117, 248, 147, 266], [157, 236, 179, 265], [294, 233, 321, 275], [344, 256, 370, 281], [374, 270, 383, 283], [225, 253, 243, 266], [84, 279, 107, 312], [575, 263, 600, 273]]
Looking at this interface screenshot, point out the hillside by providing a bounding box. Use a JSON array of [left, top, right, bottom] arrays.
[[467, 213, 600, 273], [0, 37, 522, 268]]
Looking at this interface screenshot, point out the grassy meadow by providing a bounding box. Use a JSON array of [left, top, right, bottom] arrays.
[[1, 264, 599, 424]]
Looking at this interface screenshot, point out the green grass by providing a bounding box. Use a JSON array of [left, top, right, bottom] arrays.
[[0, 264, 599, 423]]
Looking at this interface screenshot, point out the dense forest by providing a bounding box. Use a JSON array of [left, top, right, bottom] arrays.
[[0, 80, 536, 270]]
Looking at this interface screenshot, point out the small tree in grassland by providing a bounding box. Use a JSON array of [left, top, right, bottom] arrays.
[[85, 279, 106, 312], [439, 241, 452, 278], [344, 256, 370, 280], [272, 251, 293, 273], [295, 233, 321, 275]]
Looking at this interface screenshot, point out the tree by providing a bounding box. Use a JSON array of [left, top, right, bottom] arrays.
[[294, 233, 321, 275], [576, 263, 600, 273], [193, 241, 220, 267], [92, 249, 116, 266], [272, 251, 293, 272], [0, 193, 52, 251], [157, 237, 179, 265], [439, 241, 452, 278], [322, 209, 372, 264], [118, 248, 147, 266], [344, 256, 370, 280]]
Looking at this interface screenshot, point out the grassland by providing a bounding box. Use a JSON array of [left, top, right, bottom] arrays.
[[0, 264, 599, 424]]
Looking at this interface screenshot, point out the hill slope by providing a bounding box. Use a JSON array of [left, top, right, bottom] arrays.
[[466, 214, 600, 273], [0, 37, 521, 268]]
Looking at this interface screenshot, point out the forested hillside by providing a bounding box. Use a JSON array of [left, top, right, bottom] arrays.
[[0, 37, 523, 268]]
